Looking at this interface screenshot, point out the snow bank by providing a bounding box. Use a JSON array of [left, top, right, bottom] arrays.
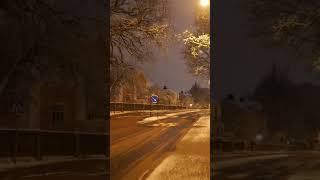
[[110, 110, 177, 116], [136, 109, 201, 124]]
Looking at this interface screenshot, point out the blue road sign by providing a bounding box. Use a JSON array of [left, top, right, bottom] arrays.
[[151, 95, 159, 104]]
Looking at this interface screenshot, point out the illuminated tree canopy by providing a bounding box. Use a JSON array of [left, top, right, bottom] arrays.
[[180, 31, 210, 78], [179, 3, 210, 79]]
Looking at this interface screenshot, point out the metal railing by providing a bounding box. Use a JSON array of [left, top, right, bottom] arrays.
[[110, 102, 187, 111], [0, 128, 108, 162]]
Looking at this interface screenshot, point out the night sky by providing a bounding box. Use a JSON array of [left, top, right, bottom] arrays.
[[212, 0, 320, 100], [107, 0, 320, 96], [139, 0, 208, 92], [138, 0, 316, 95]]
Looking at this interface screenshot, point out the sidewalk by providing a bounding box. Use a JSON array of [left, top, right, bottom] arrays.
[[213, 151, 289, 161], [213, 154, 289, 171], [110, 109, 186, 116], [0, 155, 108, 173], [137, 109, 201, 124], [146, 115, 210, 180]]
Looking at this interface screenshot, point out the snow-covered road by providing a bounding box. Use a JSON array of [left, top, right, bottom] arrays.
[[146, 115, 210, 180]]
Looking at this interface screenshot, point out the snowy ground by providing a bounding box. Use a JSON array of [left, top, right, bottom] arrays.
[[213, 151, 320, 180], [110, 109, 189, 116], [136, 109, 202, 124], [287, 158, 320, 180], [146, 115, 210, 180], [0, 155, 107, 173], [111, 109, 208, 180], [213, 154, 289, 170]]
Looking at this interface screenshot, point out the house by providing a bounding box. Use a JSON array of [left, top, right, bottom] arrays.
[[0, 60, 106, 133], [220, 99, 268, 140]]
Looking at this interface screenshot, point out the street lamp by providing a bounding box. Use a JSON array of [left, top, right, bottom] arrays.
[[199, 0, 210, 7]]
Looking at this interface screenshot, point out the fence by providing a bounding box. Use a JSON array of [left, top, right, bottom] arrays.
[[212, 139, 313, 152], [110, 102, 187, 111], [0, 128, 108, 162]]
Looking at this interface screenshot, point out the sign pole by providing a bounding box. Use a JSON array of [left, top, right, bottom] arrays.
[[150, 94, 159, 117]]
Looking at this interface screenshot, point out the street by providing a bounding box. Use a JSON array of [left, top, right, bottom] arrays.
[[0, 109, 209, 180], [213, 151, 320, 180], [2, 110, 320, 180], [110, 109, 209, 180]]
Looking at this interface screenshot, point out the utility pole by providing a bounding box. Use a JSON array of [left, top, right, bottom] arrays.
[[149, 95, 152, 117]]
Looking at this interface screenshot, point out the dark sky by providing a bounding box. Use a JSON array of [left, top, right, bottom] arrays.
[[212, 0, 320, 100], [139, 0, 209, 92]]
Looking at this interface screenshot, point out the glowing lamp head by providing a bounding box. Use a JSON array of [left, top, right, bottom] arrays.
[[200, 0, 210, 7]]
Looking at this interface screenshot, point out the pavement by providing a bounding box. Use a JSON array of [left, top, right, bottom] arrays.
[[4, 109, 320, 180], [0, 158, 108, 180], [0, 109, 207, 180], [0, 155, 107, 172], [146, 115, 210, 180], [136, 109, 201, 124], [110, 109, 209, 180], [110, 110, 188, 116], [213, 151, 290, 161], [212, 151, 320, 180]]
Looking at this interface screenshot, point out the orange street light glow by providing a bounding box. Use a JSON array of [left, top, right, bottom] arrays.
[[200, 0, 210, 7]]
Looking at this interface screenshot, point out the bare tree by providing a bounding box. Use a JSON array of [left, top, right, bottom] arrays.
[[0, 0, 88, 97], [110, 67, 149, 103], [110, 0, 171, 66], [1, 1, 107, 120], [110, 0, 172, 99]]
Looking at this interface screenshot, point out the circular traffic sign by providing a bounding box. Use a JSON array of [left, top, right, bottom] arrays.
[[151, 95, 159, 104]]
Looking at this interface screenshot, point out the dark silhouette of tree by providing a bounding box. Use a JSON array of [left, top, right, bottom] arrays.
[[189, 82, 209, 106], [0, 0, 104, 97], [1, 1, 107, 127], [248, 0, 320, 69], [252, 64, 315, 139], [254, 64, 293, 102]]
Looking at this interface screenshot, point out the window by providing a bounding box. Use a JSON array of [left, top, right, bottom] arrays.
[[50, 103, 65, 129]]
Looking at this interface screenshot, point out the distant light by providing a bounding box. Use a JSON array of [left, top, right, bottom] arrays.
[[200, 0, 210, 7], [189, 104, 193, 107], [256, 134, 263, 141]]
